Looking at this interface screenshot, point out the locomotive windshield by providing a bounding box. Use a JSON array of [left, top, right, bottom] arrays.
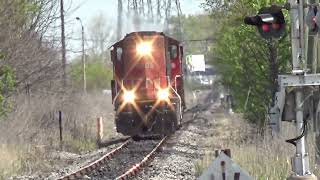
[[116, 47, 122, 61], [169, 45, 178, 59]]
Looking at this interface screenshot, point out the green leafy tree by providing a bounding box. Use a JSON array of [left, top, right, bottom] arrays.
[[71, 56, 113, 92], [167, 14, 218, 56], [0, 53, 15, 116], [203, 0, 291, 127]]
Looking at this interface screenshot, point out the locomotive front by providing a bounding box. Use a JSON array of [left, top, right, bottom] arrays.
[[110, 32, 185, 136]]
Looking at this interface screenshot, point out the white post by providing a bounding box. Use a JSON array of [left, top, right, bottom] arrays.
[[97, 117, 103, 145]]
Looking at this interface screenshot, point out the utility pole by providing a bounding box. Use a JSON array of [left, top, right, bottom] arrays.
[[76, 17, 87, 93], [60, 0, 67, 87]]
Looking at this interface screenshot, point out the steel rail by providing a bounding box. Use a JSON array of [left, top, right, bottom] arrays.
[[115, 135, 169, 180], [58, 139, 131, 180]]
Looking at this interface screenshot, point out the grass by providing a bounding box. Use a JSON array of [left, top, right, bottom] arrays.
[[0, 144, 53, 179], [231, 142, 291, 179], [0, 92, 118, 179], [63, 135, 97, 153], [196, 112, 320, 179], [0, 145, 22, 179]]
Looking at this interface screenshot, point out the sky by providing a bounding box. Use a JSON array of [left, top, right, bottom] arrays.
[[64, 0, 205, 58], [67, 0, 204, 23]]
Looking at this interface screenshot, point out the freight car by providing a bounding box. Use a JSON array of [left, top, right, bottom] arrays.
[[110, 31, 185, 136]]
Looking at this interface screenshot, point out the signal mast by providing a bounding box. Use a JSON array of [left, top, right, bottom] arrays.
[[245, 0, 320, 179]]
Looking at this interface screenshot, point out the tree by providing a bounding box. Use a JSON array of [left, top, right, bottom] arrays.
[[0, 0, 64, 116], [70, 57, 113, 91], [202, 0, 291, 127], [0, 0, 62, 90], [87, 12, 114, 63]]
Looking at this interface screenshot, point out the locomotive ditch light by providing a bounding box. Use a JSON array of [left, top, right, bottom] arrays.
[[157, 88, 169, 101], [123, 91, 135, 103], [136, 42, 152, 56]]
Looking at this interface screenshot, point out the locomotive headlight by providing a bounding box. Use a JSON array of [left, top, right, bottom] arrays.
[[157, 88, 170, 101], [123, 91, 135, 103], [136, 42, 152, 56]]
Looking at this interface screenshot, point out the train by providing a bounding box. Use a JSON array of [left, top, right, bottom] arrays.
[[110, 31, 186, 136]]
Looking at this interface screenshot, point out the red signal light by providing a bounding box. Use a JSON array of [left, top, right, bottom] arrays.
[[244, 5, 285, 39], [262, 24, 270, 32]]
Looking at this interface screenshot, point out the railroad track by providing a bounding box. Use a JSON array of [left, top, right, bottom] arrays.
[[58, 91, 214, 180], [58, 136, 168, 180]]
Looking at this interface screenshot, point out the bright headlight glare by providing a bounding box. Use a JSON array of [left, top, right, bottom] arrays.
[[157, 89, 169, 100], [136, 42, 152, 55], [123, 91, 135, 103]]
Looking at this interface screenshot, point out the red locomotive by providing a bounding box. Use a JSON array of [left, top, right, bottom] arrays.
[[110, 31, 185, 136]]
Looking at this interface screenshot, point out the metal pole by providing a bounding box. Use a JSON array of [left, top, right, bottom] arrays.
[[294, 88, 310, 175], [287, 1, 316, 179], [76, 17, 87, 93], [298, 0, 306, 71], [290, 0, 303, 72]]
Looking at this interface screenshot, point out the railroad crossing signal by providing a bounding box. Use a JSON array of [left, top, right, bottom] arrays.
[[244, 5, 285, 39], [306, 6, 320, 34]]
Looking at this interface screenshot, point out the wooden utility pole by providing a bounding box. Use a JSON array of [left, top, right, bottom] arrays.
[[60, 0, 67, 87]]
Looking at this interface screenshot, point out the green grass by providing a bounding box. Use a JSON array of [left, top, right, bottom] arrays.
[[63, 136, 97, 153]]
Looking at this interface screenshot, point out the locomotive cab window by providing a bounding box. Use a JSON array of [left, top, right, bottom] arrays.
[[169, 45, 178, 60], [116, 47, 123, 61]]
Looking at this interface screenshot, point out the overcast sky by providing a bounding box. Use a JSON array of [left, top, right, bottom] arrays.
[[64, 0, 205, 58]]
